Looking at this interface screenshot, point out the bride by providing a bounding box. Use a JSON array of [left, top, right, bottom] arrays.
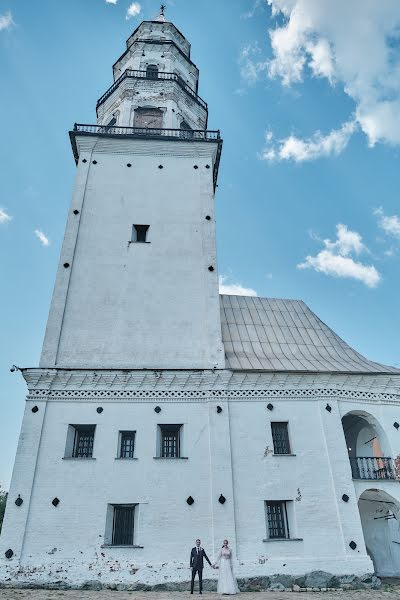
[[213, 539, 240, 595]]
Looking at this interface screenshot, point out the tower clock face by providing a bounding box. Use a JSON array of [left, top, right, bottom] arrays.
[[134, 108, 163, 128]]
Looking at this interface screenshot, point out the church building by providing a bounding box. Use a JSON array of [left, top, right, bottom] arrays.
[[2, 8, 400, 590]]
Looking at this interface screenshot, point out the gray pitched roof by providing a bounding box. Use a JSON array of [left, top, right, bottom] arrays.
[[220, 294, 399, 374]]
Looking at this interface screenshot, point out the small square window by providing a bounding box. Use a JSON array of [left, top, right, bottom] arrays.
[[119, 431, 136, 458], [112, 504, 135, 545], [265, 501, 290, 539], [68, 425, 96, 458], [271, 422, 291, 455], [159, 424, 182, 458], [132, 224, 149, 243]]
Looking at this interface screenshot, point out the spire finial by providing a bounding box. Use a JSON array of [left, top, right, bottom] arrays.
[[155, 3, 166, 22]]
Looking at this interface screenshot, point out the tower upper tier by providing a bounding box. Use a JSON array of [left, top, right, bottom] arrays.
[[96, 14, 207, 131]]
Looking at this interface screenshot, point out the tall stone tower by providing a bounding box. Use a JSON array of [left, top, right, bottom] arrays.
[[41, 6, 224, 370], [3, 6, 400, 592]]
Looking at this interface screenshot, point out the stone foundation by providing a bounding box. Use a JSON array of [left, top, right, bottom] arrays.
[[0, 571, 381, 592]]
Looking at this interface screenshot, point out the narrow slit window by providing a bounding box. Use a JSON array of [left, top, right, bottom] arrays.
[[271, 422, 291, 455], [132, 224, 149, 243]]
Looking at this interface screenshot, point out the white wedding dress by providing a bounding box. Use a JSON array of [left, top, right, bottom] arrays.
[[214, 547, 240, 595]]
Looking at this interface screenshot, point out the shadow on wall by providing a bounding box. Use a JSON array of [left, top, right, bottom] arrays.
[[0, 487, 7, 534]]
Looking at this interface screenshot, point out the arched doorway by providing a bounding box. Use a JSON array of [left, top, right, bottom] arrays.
[[358, 489, 400, 576], [341, 411, 395, 480]]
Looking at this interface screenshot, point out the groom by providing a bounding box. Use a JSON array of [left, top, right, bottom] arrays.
[[190, 538, 212, 594]]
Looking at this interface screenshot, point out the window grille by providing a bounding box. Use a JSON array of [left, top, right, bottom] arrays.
[[266, 501, 289, 539], [112, 505, 135, 545], [73, 426, 95, 458], [120, 431, 135, 458], [160, 425, 181, 458], [271, 422, 291, 454], [132, 224, 149, 243]]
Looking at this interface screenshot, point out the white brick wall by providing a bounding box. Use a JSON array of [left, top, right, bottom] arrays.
[[4, 389, 400, 586]]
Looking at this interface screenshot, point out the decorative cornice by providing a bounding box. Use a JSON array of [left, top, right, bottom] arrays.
[[26, 387, 400, 403], [22, 368, 400, 403]]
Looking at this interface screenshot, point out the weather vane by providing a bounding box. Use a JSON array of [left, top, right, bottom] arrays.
[[160, 4, 166, 15]]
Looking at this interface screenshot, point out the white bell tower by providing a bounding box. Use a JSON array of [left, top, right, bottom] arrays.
[[40, 7, 225, 370]]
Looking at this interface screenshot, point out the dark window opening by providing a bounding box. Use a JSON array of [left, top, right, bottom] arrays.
[[106, 117, 117, 127], [266, 501, 289, 539], [132, 224, 149, 243], [120, 431, 136, 458], [271, 422, 291, 455], [146, 64, 159, 79], [112, 505, 135, 545], [160, 424, 182, 458], [73, 425, 95, 458]]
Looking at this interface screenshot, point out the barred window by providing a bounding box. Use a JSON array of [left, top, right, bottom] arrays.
[[119, 431, 136, 458], [72, 425, 95, 458], [159, 424, 181, 458], [265, 501, 289, 539], [271, 422, 291, 454], [112, 505, 135, 546]]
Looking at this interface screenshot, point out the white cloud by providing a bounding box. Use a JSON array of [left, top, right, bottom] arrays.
[[219, 275, 258, 296], [0, 11, 13, 31], [298, 224, 381, 288], [105, 0, 118, 3], [126, 2, 141, 19], [0, 208, 12, 224], [261, 120, 356, 162], [34, 229, 50, 247], [241, 0, 263, 20], [263, 0, 400, 155], [239, 43, 269, 85], [374, 207, 400, 239]]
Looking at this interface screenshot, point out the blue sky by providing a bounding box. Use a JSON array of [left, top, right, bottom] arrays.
[[1, 0, 400, 488]]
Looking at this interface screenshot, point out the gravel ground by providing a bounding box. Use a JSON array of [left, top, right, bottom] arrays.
[[1, 590, 400, 600]]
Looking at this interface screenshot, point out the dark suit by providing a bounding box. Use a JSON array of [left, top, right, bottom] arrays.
[[190, 546, 211, 593]]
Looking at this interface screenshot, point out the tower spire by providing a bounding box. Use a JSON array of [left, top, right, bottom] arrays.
[[155, 4, 166, 22]]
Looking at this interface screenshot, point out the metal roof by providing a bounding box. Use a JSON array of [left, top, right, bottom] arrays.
[[220, 295, 399, 374]]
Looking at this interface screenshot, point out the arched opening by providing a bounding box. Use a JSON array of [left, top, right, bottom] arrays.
[[359, 489, 400, 576], [341, 411, 395, 480], [146, 64, 159, 79]]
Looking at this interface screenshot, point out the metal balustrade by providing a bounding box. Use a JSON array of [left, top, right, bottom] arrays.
[[73, 123, 220, 141], [349, 456, 396, 480], [96, 69, 207, 111], [73, 123, 219, 140]]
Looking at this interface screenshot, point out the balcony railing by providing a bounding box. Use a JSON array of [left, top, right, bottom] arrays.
[[349, 456, 397, 480], [73, 123, 220, 141], [96, 69, 207, 111]]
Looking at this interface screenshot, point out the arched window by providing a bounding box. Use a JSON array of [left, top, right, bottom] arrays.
[[146, 65, 159, 79]]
